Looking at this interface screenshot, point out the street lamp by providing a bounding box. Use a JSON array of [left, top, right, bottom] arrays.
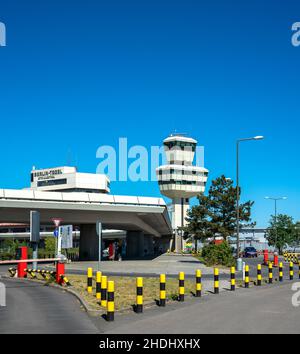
[[265, 196, 287, 252], [236, 135, 264, 268]]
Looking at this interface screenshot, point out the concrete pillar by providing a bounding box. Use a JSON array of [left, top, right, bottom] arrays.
[[126, 231, 144, 258], [79, 224, 99, 261], [175, 229, 183, 253], [144, 235, 154, 257]]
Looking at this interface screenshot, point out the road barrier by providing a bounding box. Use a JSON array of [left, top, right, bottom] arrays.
[[284, 252, 300, 263], [245, 265, 249, 288], [8, 267, 16, 277], [289, 262, 294, 280], [136, 277, 143, 313], [60, 275, 71, 286], [37, 269, 47, 280], [230, 266, 235, 291], [178, 272, 185, 301], [106, 280, 115, 322], [87, 267, 93, 293], [25, 268, 37, 279], [214, 268, 219, 294], [96, 271, 102, 300], [195, 269, 202, 297], [45, 270, 56, 279], [159, 274, 166, 306], [268, 263, 273, 284], [22, 267, 66, 284], [279, 262, 283, 282], [101, 275, 108, 307], [257, 264, 262, 286]]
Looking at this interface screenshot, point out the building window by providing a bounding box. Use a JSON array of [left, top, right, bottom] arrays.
[[37, 178, 67, 187]]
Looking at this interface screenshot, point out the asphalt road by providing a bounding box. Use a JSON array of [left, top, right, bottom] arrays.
[[105, 281, 300, 334], [0, 277, 102, 334], [1, 255, 290, 280], [1, 270, 299, 334]]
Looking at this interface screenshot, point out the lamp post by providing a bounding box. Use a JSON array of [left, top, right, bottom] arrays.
[[265, 196, 287, 252], [236, 136, 264, 269]]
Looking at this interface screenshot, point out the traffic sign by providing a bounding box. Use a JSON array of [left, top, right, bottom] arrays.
[[53, 228, 59, 237], [51, 218, 63, 227], [59, 225, 73, 249]]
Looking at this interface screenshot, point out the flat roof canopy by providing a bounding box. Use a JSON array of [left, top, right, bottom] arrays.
[[0, 189, 172, 237]]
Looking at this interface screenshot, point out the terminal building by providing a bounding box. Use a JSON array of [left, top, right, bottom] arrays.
[[0, 165, 172, 260], [29, 166, 110, 194]]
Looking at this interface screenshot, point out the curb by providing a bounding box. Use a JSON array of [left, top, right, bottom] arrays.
[[1, 274, 104, 315]]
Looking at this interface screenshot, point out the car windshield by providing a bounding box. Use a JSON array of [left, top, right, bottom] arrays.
[[246, 247, 256, 252]]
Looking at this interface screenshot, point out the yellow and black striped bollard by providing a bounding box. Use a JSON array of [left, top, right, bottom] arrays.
[[96, 271, 102, 300], [279, 262, 283, 282], [46, 270, 56, 279], [268, 263, 273, 284], [214, 268, 219, 294], [136, 277, 143, 313], [38, 269, 46, 280], [41, 270, 48, 280], [257, 264, 262, 286], [230, 267, 235, 291], [8, 267, 16, 277], [60, 274, 71, 286], [106, 281, 115, 322], [245, 265, 250, 288], [289, 262, 294, 280], [101, 275, 108, 307], [28, 269, 36, 279], [178, 272, 185, 301], [160, 274, 166, 306], [87, 267, 93, 293], [196, 270, 202, 297]]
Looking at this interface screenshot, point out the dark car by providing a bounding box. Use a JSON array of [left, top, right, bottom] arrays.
[[243, 247, 258, 258]]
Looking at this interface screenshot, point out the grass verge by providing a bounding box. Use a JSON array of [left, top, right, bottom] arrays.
[[67, 274, 196, 311]]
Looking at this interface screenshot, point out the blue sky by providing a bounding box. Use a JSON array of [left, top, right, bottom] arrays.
[[0, 0, 299, 227]]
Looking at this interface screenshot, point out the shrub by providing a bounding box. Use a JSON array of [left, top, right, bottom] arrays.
[[201, 241, 235, 267]]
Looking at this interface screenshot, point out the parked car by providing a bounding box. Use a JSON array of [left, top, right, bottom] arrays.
[[243, 246, 258, 258]]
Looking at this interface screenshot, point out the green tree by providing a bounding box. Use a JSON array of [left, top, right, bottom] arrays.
[[184, 175, 255, 242], [265, 214, 295, 254], [184, 195, 213, 252], [208, 175, 254, 239], [2, 238, 19, 253], [294, 221, 300, 250], [44, 237, 56, 253]]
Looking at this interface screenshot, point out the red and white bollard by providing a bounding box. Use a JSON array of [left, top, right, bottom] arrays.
[[273, 252, 278, 267], [17, 246, 28, 278], [263, 249, 269, 265], [56, 261, 65, 284]]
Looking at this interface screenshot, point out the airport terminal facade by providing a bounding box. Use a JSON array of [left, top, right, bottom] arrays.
[[0, 165, 172, 260]]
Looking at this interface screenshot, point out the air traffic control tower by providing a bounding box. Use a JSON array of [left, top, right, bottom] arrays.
[[156, 134, 209, 252]]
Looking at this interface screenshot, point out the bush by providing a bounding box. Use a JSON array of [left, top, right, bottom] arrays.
[[201, 241, 235, 267], [44, 237, 56, 253]]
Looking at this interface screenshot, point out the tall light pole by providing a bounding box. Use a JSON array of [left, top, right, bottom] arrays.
[[265, 196, 287, 252], [236, 136, 264, 267]]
